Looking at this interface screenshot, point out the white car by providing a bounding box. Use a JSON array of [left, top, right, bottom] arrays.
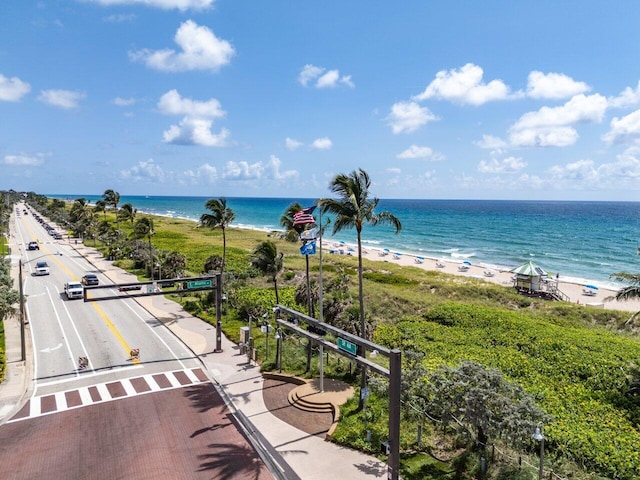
[[35, 261, 50, 276], [64, 281, 84, 300]]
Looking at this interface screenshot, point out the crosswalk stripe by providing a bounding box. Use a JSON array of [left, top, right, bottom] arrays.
[[55, 392, 67, 411], [8, 368, 207, 423]]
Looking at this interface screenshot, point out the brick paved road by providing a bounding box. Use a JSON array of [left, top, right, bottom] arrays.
[[0, 378, 274, 480]]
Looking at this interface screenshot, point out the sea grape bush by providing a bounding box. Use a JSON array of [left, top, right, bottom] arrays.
[[373, 302, 640, 479]]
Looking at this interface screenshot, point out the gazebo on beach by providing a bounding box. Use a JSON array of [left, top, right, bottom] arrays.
[[509, 261, 569, 301]]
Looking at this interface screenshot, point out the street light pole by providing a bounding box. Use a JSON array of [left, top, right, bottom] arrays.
[[533, 424, 545, 480]]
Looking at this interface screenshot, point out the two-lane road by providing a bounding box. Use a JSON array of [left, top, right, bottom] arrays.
[[0, 204, 275, 479]]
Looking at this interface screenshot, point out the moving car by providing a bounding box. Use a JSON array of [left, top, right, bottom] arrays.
[[35, 261, 50, 275], [27, 241, 39, 250], [64, 281, 84, 299], [81, 273, 99, 286]]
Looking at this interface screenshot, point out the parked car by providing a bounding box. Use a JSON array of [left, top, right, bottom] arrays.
[[64, 281, 84, 299], [52, 232, 63, 240], [81, 274, 99, 286], [35, 261, 50, 275], [27, 241, 39, 250]]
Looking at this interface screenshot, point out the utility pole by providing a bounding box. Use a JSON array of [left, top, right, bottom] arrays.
[[19, 259, 26, 362]]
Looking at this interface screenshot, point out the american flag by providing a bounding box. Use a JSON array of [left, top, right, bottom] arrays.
[[292, 206, 317, 226]]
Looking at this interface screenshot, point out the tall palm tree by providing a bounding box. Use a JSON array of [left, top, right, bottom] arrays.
[[200, 197, 235, 273], [280, 202, 304, 242], [321, 168, 402, 341], [94, 199, 107, 220], [118, 202, 137, 226], [609, 247, 640, 325], [133, 217, 154, 276], [103, 189, 120, 229], [251, 241, 284, 304]]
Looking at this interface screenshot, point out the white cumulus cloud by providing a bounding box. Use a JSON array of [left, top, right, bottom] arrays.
[[158, 89, 225, 118], [158, 90, 228, 146], [413, 63, 511, 106], [478, 156, 527, 174], [602, 109, 640, 145], [285, 137, 303, 151], [112, 96, 137, 106], [609, 81, 640, 108], [298, 64, 354, 88], [85, 0, 213, 12], [129, 20, 234, 72], [163, 118, 230, 146], [396, 145, 443, 161], [2, 152, 49, 166], [120, 158, 167, 182], [310, 137, 332, 150], [387, 101, 438, 134], [508, 93, 607, 147], [0, 74, 31, 101], [526, 71, 590, 99], [37, 89, 86, 109]]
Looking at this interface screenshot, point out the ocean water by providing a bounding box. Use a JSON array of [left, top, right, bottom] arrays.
[[51, 195, 640, 289]]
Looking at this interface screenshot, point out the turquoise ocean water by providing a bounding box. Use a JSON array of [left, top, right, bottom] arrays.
[[51, 195, 640, 289]]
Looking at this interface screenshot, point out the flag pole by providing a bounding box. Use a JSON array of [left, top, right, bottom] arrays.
[[318, 204, 323, 322]]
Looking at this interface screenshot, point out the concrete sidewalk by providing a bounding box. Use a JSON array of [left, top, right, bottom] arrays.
[[1, 239, 388, 480]]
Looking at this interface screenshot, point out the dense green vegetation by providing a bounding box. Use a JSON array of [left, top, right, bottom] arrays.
[[20, 192, 640, 479]]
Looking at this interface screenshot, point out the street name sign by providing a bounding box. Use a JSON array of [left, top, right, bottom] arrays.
[[187, 279, 212, 289], [337, 337, 357, 355]]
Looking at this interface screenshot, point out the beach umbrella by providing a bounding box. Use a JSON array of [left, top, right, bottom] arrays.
[[383, 248, 390, 252], [417, 256, 424, 260], [394, 252, 402, 256], [584, 284, 598, 290], [510, 261, 547, 276], [463, 260, 472, 265]]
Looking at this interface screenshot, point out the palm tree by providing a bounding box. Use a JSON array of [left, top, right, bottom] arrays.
[[280, 202, 304, 242], [94, 199, 107, 220], [251, 241, 284, 304], [118, 202, 137, 226], [321, 168, 402, 341], [200, 197, 235, 273], [133, 217, 154, 276], [103, 189, 120, 229], [609, 247, 640, 325]]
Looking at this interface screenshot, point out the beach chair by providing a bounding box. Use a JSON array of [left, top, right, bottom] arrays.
[[483, 270, 494, 277], [435, 261, 445, 268], [582, 288, 596, 296], [415, 257, 424, 264], [458, 265, 470, 272]]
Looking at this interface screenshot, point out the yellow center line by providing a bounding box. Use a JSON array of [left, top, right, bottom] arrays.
[[22, 219, 138, 364]]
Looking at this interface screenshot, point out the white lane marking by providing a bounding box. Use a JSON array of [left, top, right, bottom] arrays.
[[120, 299, 190, 370], [57, 286, 93, 373], [37, 364, 143, 388], [39, 343, 63, 353]]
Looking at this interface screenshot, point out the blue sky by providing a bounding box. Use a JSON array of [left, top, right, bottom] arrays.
[[2, 0, 640, 201]]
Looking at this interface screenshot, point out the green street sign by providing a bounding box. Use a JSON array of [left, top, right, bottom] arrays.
[[337, 337, 357, 356], [187, 279, 212, 289]]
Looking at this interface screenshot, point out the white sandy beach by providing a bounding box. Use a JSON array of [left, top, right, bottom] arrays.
[[325, 243, 640, 315]]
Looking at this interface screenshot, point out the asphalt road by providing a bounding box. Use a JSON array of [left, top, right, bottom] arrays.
[[1, 205, 275, 479]]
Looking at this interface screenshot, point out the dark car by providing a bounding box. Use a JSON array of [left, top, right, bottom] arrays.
[[82, 274, 99, 286], [27, 241, 39, 250]]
